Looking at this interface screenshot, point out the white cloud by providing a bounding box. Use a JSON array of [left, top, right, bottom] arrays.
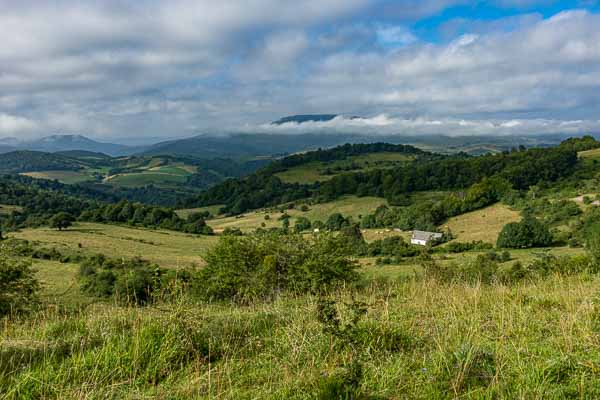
[[258, 114, 600, 136], [0, 2, 600, 139], [0, 114, 38, 136], [376, 25, 417, 47]]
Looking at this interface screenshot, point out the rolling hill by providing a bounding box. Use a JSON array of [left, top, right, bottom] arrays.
[[22, 135, 133, 156]]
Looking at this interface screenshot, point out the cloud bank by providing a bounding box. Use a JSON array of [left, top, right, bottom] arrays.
[[0, 1, 599, 140]]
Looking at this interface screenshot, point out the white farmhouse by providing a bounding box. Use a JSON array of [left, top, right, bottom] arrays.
[[411, 230, 443, 246]]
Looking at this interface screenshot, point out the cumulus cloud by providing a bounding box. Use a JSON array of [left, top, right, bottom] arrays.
[[0, 1, 599, 139], [0, 114, 38, 136], [257, 114, 600, 136]]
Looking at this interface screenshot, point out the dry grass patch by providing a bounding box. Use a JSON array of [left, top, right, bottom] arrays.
[[444, 203, 521, 244], [10, 222, 218, 269], [207, 196, 387, 233], [578, 147, 600, 159]]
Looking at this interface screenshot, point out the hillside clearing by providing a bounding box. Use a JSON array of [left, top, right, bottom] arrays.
[[275, 152, 415, 184], [105, 171, 189, 187], [578, 147, 600, 159], [20, 170, 94, 184], [0, 204, 23, 214], [9, 222, 218, 268], [444, 203, 521, 243], [207, 196, 387, 232]]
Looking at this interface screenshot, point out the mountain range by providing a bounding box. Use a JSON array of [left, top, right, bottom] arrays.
[[0, 135, 133, 156], [0, 114, 593, 159]]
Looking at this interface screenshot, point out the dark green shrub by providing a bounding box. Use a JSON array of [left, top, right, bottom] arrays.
[[423, 255, 499, 284], [294, 216, 312, 233], [0, 248, 39, 317], [326, 213, 351, 231], [195, 232, 359, 301], [79, 256, 165, 305], [368, 236, 419, 258], [442, 241, 493, 253], [49, 212, 74, 231], [497, 216, 552, 248]]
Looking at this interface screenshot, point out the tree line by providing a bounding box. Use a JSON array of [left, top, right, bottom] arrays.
[[189, 139, 584, 215]]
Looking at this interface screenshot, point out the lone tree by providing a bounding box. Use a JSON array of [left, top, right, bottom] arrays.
[[50, 212, 75, 231]]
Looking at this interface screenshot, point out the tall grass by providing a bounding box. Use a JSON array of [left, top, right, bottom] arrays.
[[1, 275, 599, 399]]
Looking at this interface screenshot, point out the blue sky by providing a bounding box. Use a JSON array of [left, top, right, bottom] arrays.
[[1, 0, 600, 140]]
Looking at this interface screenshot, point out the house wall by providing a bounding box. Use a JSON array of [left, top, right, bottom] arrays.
[[411, 239, 428, 246]]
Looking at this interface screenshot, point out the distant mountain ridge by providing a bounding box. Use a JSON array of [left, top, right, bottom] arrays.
[[140, 132, 570, 159], [271, 114, 340, 125], [0, 135, 134, 156], [271, 114, 367, 125], [24, 135, 132, 156]]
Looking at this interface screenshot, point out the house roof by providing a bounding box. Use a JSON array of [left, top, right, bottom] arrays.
[[412, 230, 443, 241]]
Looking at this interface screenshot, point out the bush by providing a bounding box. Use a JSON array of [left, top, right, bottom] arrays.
[[423, 255, 499, 284], [0, 246, 39, 317], [194, 232, 360, 301], [497, 216, 552, 248], [79, 256, 164, 305], [294, 216, 312, 233], [368, 236, 420, 258], [325, 213, 351, 231], [441, 241, 493, 253]]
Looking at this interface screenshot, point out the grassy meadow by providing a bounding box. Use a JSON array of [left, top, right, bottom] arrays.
[[1, 274, 599, 399], [9, 223, 217, 268], [2, 184, 599, 398], [20, 170, 97, 184], [444, 203, 521, 243], [205, 196, 388, 233]]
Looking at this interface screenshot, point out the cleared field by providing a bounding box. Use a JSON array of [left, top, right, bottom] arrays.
[[0, 204, 23, 214], [148, 164, 196, 175], [275, 162, 332, 184], [176, 204, 225, 219], [106, 171, 189, 187], [207, 196, 388, 232], [578, 147, 600, 159], [21, 170, 93, 184], [275, 152, 414, 184], [10, 222, 218, 268], [33, 259, 89, 305], [444, 203, 521, 243]]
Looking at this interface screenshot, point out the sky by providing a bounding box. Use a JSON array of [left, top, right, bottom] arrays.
[[1, 0, 600, 141]]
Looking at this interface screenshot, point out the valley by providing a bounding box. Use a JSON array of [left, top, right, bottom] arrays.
[[1, 135, 600, 398]]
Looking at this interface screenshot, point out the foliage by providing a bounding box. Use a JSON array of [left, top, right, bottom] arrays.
[[326, 213, 352, 231], [585, 224, 600, 263], [190, 140, 579, 215], [423, 255, 500, 284], [49, 212, 74, 231], [194, 232, 360, 301], [0, 245, 39, 317], [294, 216, 312, 233], [263, 142, 427, 175], [497, 216, 553, 248], [0, 150, 83, 174], [79, 256, 166, 305], [522, 199, 581, 226], [79, 200, 212, 234], [441, 241, 493, 253], [368, 236, 420, 258]]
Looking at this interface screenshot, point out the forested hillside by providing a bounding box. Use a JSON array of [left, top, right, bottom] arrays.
[[0, 151, 85, 174], [189, 138, 590, 215]]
